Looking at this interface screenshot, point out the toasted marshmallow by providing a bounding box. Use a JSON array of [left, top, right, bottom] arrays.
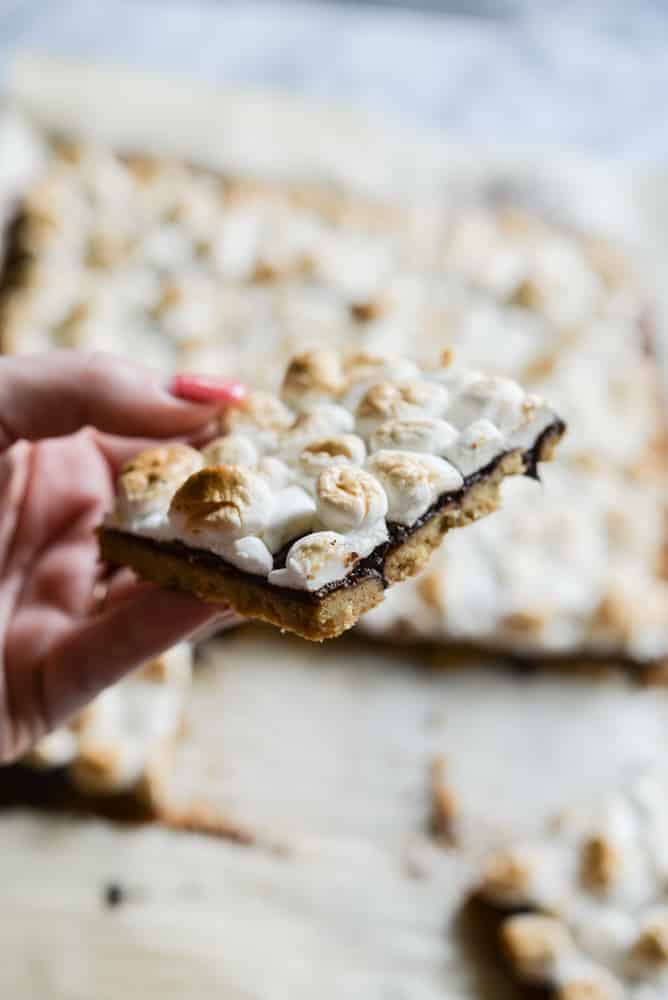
[[298, 434, 367, 481], [443, 419, 507, 477], [202, 434, 259, 468], [501, 914, 573, 984], [268, 531, 358, 592], [262, 485, 317, 553], [343, 351, 420, 385], [354, 381, 422, 438], [393, 379, 449, 417], [316, 464, 388, 533], [115, 444, 203, 526], [366, 450, 463, 524], [279, 407, 355, 461], [370, 417, 458, 455], [169, 465, 274, 542], [222, 390, 294, 450], [281, 348, 345, 408], [447, 374, 527, 433]]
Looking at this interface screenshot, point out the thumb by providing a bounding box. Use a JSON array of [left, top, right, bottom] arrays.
[[0, 351, 246, 449]]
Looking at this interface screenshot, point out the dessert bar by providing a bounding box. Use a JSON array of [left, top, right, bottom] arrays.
[[99, 350, 564, 640]]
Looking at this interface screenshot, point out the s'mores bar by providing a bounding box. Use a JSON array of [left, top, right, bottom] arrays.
[[475, 771, 668, 999], [99, 349, 564, 641]]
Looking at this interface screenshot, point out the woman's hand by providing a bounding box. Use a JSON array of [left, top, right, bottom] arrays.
[[0, 351, 244, 762]]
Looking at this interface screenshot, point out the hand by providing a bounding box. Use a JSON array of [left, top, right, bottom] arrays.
[[0, 351, 245, 762]]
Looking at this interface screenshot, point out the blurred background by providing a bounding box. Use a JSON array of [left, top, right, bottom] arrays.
[[0, 0, 667, 160]]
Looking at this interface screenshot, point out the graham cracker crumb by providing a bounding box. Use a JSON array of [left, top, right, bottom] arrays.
[[501, 913, 570, 979], [429, 754, 458, 846], [632, 919, 668, 965], [159, 800, 255, 844], [580, 834, 620, 892], [350, 297, 387, 323], [479, 849, 532, 904]]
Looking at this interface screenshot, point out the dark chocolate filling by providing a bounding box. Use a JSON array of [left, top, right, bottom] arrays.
[[109, 419, 565, 604]]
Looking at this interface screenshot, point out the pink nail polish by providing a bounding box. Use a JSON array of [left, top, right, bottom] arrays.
[[170, 374, 247, 405]]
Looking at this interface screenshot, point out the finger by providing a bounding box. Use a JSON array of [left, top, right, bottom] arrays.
[[0, 352, 246, 449], [170, 374, 247, 405], [42, 588, 223, 729]]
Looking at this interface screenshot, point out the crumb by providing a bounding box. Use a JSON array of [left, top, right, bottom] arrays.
[[429, 754, 458, 846], [104, 883, 125, 908], [159, 800, 255, 845], [580, 834, 620, 892]]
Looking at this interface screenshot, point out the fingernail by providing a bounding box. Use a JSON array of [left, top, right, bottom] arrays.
[[169, 374, 247, 405]]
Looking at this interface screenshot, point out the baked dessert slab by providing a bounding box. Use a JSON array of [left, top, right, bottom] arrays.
[[99, 350, 564, 641], [474, 770, 668, 999]]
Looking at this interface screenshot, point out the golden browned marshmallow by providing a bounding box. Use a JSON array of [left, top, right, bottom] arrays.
[[281, 348, 345, 408], [369, 416, 458, 455], [355, 381, 419, 434], [116, 444, 203, 522], [316, 464, 388, 533], [202, 434, 260, 468], [222, 390, 294, 442], [343, 351, 388, 380], [170, 465, 274, 539], [501, 914, 572, 983], [298, 434, 366, 479], [366, 450, 463, 525], [394, 379, 449, 416], [342, 351, 419, 384], [631, 913, 668, 967], [580, 834, 621, 893], [478, 849, 535, 907]]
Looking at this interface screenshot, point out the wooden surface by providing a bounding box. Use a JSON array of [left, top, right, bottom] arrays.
[[3, 628, 668, 999]]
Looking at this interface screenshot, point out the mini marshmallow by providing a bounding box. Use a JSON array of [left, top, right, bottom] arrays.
[[262, 485, 317, 553], [446, 374, 527, 433], [169, 465, 274, 542], [354, 381, 423, 438], [443, 419, 507, 477], [298, 434, 367, 481], [202, 434, 260, 468], [267, 527, 386, 591], [115, 444, 203, 525], [501, 914, 574, 984], [316, 464, 388, 533], [222, 390, 294, 450], [366, 450, 463, 525], [370, 417, 458, 456], [279, 408, 356, 462], [281, 347, 345, 408]]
